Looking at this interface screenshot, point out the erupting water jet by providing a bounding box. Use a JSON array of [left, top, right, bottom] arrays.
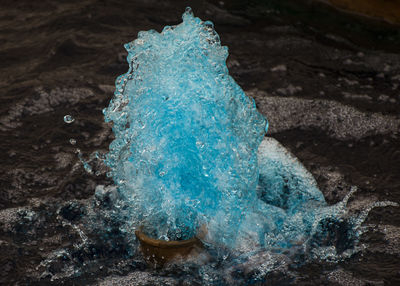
[[104, 7, 267, 248], [101, 8, 396, 265]]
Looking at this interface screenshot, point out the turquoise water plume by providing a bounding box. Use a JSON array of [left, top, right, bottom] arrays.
[[104, 7, 266, 246], [102, 7, 396, 255]]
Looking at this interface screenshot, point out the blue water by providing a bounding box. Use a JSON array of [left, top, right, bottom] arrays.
[[101, 8, 396, 257], [103, 7, 267, 246]]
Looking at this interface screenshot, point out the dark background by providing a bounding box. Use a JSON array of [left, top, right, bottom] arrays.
[[0, 0, 399, 284]]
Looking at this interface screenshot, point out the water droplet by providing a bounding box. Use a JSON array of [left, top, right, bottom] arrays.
[[69, 138, 76, 145], [64, 115, 75, 124], [159, 171, 165, 177], [185, 6, 193, 15], [204, 21, 214, 30]]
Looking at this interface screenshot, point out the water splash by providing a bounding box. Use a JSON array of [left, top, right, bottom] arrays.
[[38, 8, 399, 284], [103, 7, 266, 246], [99, 7, 398, 259]]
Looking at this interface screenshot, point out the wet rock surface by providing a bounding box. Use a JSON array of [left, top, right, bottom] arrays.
[[0, 0, 399, 285]]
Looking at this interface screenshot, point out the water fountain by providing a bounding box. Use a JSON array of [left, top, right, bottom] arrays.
[[98, 6, 397, 272], [103, 7, 267, 248]]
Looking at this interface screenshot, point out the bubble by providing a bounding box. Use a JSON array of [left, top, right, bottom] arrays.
[[185, 6, 193, 15], [63, 115, 75, 124], [69, 139, 76, 145]]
